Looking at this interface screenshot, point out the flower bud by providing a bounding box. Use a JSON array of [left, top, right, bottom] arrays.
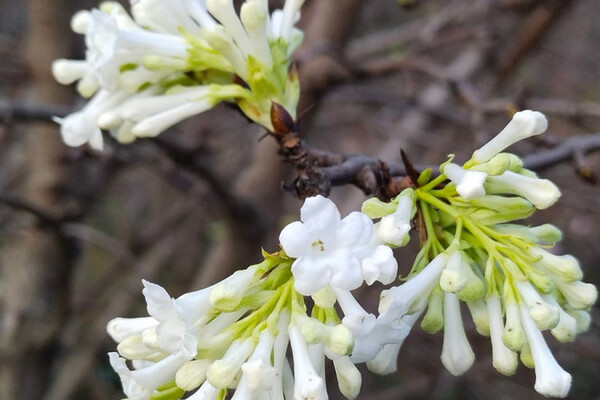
[[555, 280, 597, 310], [564, 306, 591, 333], [485, 171, 561, 210], [529, 247, 583, 283], [519, 304, 572, 398], [210, 267, 258, 311], [469, 153, 523, 175], [457, 262, 485, 302], [440, 252, 469, 293], [366, 343, 401, 375], [473, 110, 547, 163], [543, 296, 577, 343], [70, 10, 91, 34], [443, 163, 487, 200], [502, 285, 526, 351], [421, 287, 444, 333], [311, 286, 336, 308], [176, 360, 211, 391], [333, 356, 362, 400], [520, 342, 535, 369], [207, 339, 254, 388], [441, 292, 475, 376], [466, 300, 490, 336], [326, 325, 354, 356], [487, 296, 518, 375], [516, 281, 560, 330]]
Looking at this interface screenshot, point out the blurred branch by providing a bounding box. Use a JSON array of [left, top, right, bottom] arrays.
[[0, 100, 69, 123], [522, 132, 600, 171], [0, 192, 65, 228]]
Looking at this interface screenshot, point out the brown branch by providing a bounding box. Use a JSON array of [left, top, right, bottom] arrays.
[[522, 132, 600, 171], [0, 100, 69, 123]]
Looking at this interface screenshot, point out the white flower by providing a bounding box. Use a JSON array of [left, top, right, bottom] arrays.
[[515, 280, 559, 330], [175, 359, 211, 391], [107, 316, 159, 343], [486, 295, 518, 375], [528, 247, 582, 282], [473, 110, 548, 163], [332, 356, 361, 399], [271, 311, 291, 400], [443, 163, 487, 200], [186, 380, 221, 400], [131, 0, 214, 35], [554, 280, 598, 310], [109, 348, 194, 400], [53, 89, 131, 150], [543, 295, 577, 343], [502, 296, 526, 351], [377, 191, 414, 246], [207, 338, 255, 388], [519, 304, 572, 398], [378, 254, 447, 325], [141, 280, 201, 356], [440, 292, 475, 375], [466, 300, 490, 336], [209, 265, 260, 311], [366, 343, 401, 375], [440, 251, 469, 293], [279, 195, 397, 295], [485, 171, 561, 210], [289, 324, 325, 400]]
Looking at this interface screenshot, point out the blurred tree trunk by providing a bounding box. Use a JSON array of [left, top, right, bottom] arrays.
[[0, 0, 73, 398]]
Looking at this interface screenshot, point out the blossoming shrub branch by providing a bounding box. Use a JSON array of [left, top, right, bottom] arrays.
[[54, 1, 596, 399]]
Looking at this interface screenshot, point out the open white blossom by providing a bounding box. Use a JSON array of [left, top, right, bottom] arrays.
[[279, 195, 397, 295]]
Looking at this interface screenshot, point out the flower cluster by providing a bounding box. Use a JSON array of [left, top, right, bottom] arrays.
[[107, 196, 399, 400], [358, 110, 596, 398], [53, 0, 304, 150], [107, 111, 595, 400]]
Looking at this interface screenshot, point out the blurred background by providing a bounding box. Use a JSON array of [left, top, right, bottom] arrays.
[[1, 0, 599, 399]]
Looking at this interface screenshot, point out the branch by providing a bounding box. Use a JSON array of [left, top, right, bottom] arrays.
[[0, 193, 66, 228], [522, 132, 600, 171], [0, 100, 69, 123]]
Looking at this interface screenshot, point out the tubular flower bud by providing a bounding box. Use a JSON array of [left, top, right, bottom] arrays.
[[473, 110, 548, 163], [485, 171, 561, 210], [440, 292, 475, 376], [443, 163, 487, 200]]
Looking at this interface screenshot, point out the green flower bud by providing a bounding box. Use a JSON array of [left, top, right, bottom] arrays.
[[529, 247, 583, 283], [526, 267, 555, 294], [564, 305, 591, 333], [502, 285, 527, 351], [311, 286, 337, 308], [469, 153, 512, 175], [295, 314, 327, 344], [440, 252, 469, 293], [495, 223, 562, 244], [421, 288, 444, 334], [457, 263, 485, 302], [466, 299, 490, 336], [520, 342, 535, 369], [326, 325, 354, 356], [176, 359, 211, 391], [556, 280, 598, 310]]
